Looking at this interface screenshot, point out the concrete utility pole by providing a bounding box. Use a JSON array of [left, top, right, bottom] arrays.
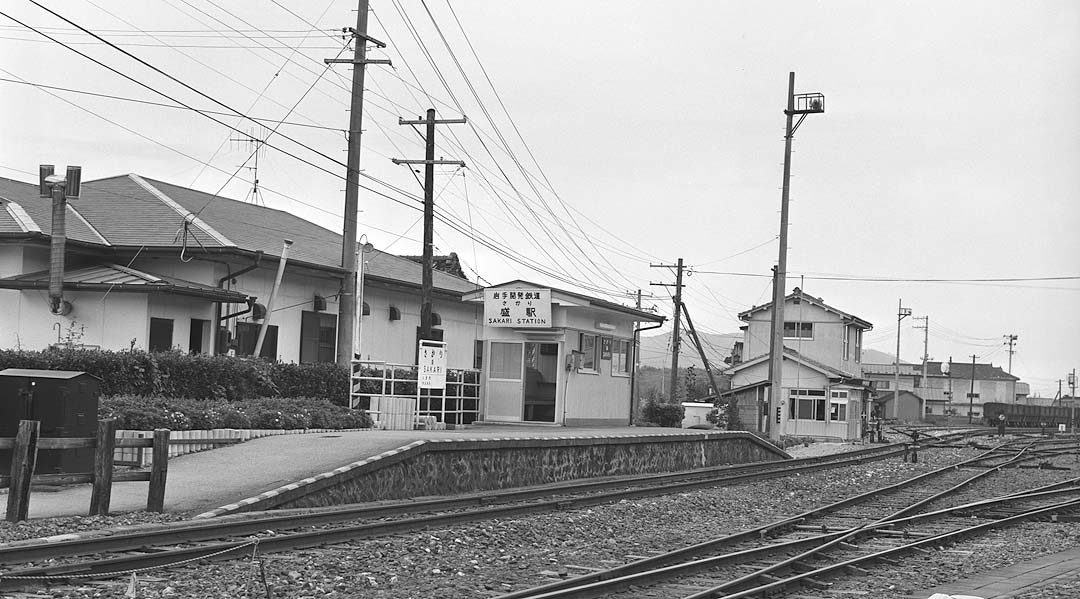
[[328, 0, 391, 366], [968, 354, 979, 424], [1003, 334, 1018, 374], [894, 299, 912, 421], [766, 72, 825, 441], [913, 316, 929, 389], [392, 109, 465, 344], [651, 259, 685, 403]]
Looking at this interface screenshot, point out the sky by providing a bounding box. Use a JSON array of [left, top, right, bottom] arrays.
[[0, 1, 1077, 397]]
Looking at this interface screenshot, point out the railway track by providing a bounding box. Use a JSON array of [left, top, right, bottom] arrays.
[[493, 443, 1080, 598], [0, 432, 986, 590]]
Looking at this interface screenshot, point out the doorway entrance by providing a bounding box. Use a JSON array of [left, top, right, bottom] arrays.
[[523, 342, 558, 422]]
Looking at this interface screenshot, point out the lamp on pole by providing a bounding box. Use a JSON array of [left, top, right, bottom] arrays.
[[766, 72, 825, 441]]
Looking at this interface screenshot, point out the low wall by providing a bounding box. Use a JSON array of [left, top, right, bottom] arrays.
[[198, 431, 788, 518], [113, 428, 357, 466]]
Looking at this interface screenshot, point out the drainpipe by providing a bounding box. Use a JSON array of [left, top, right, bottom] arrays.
[[254, 240, 292, 358], [630, 319, 666, 425], [211, 251, 263, 355]]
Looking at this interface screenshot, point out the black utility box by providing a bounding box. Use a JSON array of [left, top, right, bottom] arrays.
[[0, 368, 100, 476]]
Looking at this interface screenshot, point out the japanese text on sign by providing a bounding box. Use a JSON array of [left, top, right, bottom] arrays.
[[418, 342, 447, 389], [483, 288, 552, 328]]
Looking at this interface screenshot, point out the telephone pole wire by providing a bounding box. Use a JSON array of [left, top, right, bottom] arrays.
[[1003, 334, 1018, 374], [328, 0, 391, 366], [392, 109, 466, 342], [651, 258, 685, 404]]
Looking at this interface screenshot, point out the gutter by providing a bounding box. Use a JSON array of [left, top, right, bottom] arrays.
[[629, 318, 666, 425], [210, 250, 263, 355]]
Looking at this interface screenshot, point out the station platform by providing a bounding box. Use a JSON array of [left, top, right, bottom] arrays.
[[13, 424, 708, 520], [911, 546, 1080, 598]]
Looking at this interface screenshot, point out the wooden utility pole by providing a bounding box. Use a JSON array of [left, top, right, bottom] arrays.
[[680, 302, 722, 408], [1003, 334, 1018, 374], [893, 299, 912, 423], [968, 354, 979, 424], [767, 72, 824, 441], [651, 258, 685, 403], [913, 315, 929, 389], [392, 109, 465, 343], [328, 0, 390, 366]]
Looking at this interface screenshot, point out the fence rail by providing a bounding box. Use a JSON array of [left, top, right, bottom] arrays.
[[350, 360, 481, 428]]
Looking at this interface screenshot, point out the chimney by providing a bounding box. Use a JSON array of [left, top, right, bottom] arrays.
[[40, 165, 81, 315]]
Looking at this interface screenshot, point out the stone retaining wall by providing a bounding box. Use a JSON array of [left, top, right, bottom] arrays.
[[199, 431, 788, 518]]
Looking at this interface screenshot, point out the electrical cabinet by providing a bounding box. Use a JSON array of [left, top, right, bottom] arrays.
[[0, 368, 100, 475]]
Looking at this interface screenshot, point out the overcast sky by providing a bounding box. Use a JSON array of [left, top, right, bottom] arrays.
[[1, 1, 1077, 396]]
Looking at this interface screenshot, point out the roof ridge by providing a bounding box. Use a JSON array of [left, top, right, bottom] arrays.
[[2, 200, 41, 234], [128, 174, 235, 247]]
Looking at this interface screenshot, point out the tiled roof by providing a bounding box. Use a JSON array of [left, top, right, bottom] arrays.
[[0, 178, 104, 244], [0, 263, 251, 302], [0, 175, 479, 295], [923, 361, 1018, 382]]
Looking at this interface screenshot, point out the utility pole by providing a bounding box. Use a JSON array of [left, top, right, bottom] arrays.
[[913, 316, 929, 389], [680, 302, 724, 422], [327, 1, 391, 366], [767, 72, 825, 441], [893, 299, 912, 422], [968, 354, 979, 424], [651, 259, 685, 404], [1003, 334, 1018, 374], [392, 109, 465, 343], [1069, 370, 1077, 434]]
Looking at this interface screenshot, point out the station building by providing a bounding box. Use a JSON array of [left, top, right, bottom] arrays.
[[0, 173, 659, 427], [722, 288, 874, 440]]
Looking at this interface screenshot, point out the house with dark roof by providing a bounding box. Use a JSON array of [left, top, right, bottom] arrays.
[[862, 360, 1021, 424], [722, 288, 873, 440], [0, 174, 481, 367]]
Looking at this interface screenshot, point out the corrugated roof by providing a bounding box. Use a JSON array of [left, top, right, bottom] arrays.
[[0, 263, 251, 303]]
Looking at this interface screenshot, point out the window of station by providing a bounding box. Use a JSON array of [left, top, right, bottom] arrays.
[[579, 333, 598, 372], [783, 321, 813, 339], [610, 339, 631, 376], [235, 322, 278, 359], [830, 389, 849, 422], [789, 388, 827, 421], [489, 342, 523, 380]]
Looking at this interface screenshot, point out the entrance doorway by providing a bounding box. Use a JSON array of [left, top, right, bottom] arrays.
[[523, 342, 558, 422]]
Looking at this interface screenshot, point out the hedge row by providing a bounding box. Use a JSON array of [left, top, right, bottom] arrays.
[[0, 348, 349, 404], [100, 395, 373, 431]]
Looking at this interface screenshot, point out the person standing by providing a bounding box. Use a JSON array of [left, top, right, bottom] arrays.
[[997, 412, 1007, 437]]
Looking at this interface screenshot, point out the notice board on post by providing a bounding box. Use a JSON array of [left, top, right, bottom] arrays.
[[418, 340, 447, 390]]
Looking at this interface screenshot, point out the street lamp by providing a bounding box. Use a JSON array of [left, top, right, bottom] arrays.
[[767, 72, 825, 441]]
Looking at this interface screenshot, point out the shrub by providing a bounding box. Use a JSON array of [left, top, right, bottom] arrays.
[[99, 395, 372, 431], [640, 400, 686, 428], [269, 361, 349, 406]]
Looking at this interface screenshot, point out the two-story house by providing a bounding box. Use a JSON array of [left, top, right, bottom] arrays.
[[722, 288, 873, 440]]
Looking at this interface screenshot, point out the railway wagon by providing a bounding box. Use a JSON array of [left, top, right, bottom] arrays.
[[983, 401, 1074, 428]]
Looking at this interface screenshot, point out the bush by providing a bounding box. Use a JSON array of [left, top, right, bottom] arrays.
[[99, 395, 372, 431], [0, 348, 348, 402], [640, 400, 686, 428]]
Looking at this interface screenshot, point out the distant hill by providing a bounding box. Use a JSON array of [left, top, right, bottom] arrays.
[[861, 348, 911, 365], [638, 331, 741, 369]]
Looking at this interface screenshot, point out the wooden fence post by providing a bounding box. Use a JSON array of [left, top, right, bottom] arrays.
[[147, 428, 170, 512], [5, 420, 40, 523], [89, 419, 117, 516]]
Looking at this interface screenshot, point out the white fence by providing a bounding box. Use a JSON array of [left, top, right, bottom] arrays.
[[350, 360, 481, 429]]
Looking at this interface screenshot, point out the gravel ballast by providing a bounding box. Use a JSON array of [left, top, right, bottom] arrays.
[[2, 441, 1079, 598]]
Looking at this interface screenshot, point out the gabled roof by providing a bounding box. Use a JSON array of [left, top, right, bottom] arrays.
[[0, 174, 479, 296], [463, 279, 663, 322], [738, 287, 873, 330], [922, 361, 1018, 382], [0, 263, 252, 303], [726, 346, 858, 380]]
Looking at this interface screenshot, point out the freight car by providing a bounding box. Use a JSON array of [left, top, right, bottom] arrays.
[[983, 401, 1076, 428]]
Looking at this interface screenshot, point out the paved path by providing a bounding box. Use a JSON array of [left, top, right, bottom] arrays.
[[911, 546, 1080, 598], [18, 425, 700, 519]]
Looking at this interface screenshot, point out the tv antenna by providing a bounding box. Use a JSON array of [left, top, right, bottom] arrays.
[[230, 127, 268, 206]]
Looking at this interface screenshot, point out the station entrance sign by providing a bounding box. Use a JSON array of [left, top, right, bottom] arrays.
[[484, 288, 552, 328]]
